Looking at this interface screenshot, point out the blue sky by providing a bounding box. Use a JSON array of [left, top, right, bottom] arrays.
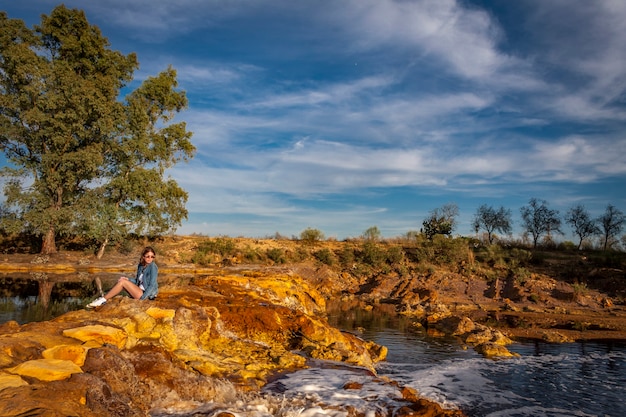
[[2, 0, 626, 241]]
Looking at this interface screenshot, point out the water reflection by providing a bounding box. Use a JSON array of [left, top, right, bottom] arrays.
[[0, 272, 116, 324]]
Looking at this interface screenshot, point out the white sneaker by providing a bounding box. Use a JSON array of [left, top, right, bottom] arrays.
[[86, 296, 107, 309]]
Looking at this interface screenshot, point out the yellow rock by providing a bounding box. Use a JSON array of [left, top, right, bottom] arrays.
[[62, 325, 127, 349], [146, 307, 176, 320], [474, 342, 520, 358], [7, 359, 83, 381], [42, 344, 89, 366], [0, 373, 28, 391]]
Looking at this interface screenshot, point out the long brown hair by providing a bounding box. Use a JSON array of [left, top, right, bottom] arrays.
[[139, 246, 156, 265]]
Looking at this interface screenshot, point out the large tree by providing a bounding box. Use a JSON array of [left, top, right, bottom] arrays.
[[520, 198, 561, 248], [472, 204, 512, 244], [597, 204, 625, 251], [0, 6, 194, 254], [564, 204, 599, 250], [83, 67, 194, 258]]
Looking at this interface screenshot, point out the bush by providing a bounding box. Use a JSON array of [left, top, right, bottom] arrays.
[[197, 237, 236, 257], [266, 248, 286, 264], [300, 228, 325, 245], [338, 246, 356, 268], [292, 246, 310, 262], [358, 241, 386, 267], [386, 245, 405, 265], [313, 248, 335, 266], [416, 235, 470, 266], [243, 246, 262, 262]]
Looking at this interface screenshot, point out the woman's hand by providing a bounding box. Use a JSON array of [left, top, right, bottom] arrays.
[[118, 276, 129, 283]]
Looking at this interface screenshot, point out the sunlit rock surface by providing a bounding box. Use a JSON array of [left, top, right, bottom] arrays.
[[0, 270, 391, 416]]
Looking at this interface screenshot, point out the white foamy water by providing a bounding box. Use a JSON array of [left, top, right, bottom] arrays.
[[155, 312, 626, 417], [364, 328, 626, 417]]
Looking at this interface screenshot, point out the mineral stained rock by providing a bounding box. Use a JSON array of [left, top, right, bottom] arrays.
[[0, 270, 386, 416]]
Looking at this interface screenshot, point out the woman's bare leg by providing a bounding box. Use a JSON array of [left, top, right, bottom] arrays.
[[104, 277, 144, 300]]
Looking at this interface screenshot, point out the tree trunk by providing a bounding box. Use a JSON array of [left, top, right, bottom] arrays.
[[96, 237, 109, 259], [38, 278, 54, 308], [41, 227, 57, 254]]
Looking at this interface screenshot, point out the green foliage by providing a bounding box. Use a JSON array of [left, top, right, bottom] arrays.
[[0, 6, 194, 254], [386, 245, 405, 265], [415, 235, 470, 266], [291, 246, 310, 262], [358, 241, 387, 267], [299, 228, 325, 245], [513, 267, 531, 285], [362, 226, 381, 241], [192, 237, 236, 265], [198, 237, 236, 256], [422, 203, 459, 239], [558, 241, 578, 251], [243, 246, 262, 263], [338, 246, 356, 269], [266, 248, 286, 264], [587, 251, 626, 269], [313, 248, 335, 266], [117, 239, 135, 256], [475, 245, 533, 269]]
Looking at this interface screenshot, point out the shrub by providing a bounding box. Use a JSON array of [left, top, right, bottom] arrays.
[[338, 246, 356, 268], [266, 248, 286, 264], [243, 246, 262, 262], [513, 267, 531, 285], [197, 237, 236, 257], [300, 228, 325, 245], [362, 226, 381, 241], [558, 241, 577, 251], [386, 245, 405, 265], [359, 241, 386, 267], [313, 248, 335, 266], [416, 235, 470, 266], [292, 246, 310, 262]]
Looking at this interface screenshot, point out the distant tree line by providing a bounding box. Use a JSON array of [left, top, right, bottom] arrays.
[[422, 198, 625, 251], [297, 198, 625, 252]]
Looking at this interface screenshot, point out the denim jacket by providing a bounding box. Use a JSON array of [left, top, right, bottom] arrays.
[[130, 261, 158, 300]]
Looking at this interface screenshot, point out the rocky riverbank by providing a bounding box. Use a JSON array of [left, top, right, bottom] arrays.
[[0, 236, 624, 416], [0, 264, 462, 417]]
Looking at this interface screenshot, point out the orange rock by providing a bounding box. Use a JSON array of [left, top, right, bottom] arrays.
[[0, 372, 28, 390], [42, 344, 89, 366], [63, 325, 127, 349], [7, 358, 82, 381]]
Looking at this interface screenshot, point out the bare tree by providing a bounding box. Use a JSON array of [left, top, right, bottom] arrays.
[[520, 198, 561, 248], [472, 204, 512, 244], [597, 204, 625, 251], [565, 204, 599, 250]]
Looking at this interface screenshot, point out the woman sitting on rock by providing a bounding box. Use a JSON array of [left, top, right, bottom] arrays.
[[87, 246, 158, 308]]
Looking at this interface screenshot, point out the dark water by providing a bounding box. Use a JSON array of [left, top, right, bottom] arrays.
[[0, 273, 113, 324], [0, 295, 86, 324], [328, 306, 626, 417]]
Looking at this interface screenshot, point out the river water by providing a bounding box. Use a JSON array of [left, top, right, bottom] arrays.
[[306, 307, 626, 417]]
